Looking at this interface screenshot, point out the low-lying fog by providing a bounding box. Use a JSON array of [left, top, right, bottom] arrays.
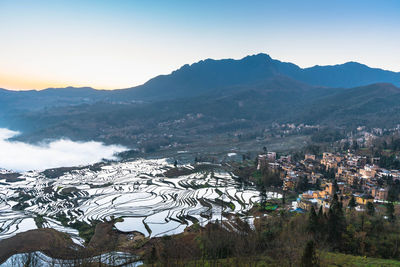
[[0, 128, 127, 172]]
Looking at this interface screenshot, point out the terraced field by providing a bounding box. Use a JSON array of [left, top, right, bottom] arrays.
[[0, 158, 274, 246], [2, 251, 142, 267]]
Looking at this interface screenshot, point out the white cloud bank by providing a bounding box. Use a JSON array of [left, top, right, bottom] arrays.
[[0, 128, 127, 172]]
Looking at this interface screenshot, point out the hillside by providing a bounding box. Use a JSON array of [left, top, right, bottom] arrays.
[[2, 53, 400, 107], [5, 81, 399, 148], [1, 54, 400, 145], [296, 83, 400, 127]]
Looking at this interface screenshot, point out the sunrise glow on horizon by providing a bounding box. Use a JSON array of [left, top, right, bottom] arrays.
[[1, 0, 399, 91]]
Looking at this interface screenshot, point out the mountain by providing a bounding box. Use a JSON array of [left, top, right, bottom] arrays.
[[0, 86, 111, 130], [296, 83, 400, 126], [111, 54, 400, 101], [287, 62, 400, 88], [3, 76, 314, 136], [113, 54, 283, 100], [0, 86, 109, 112], [1, 53, 399, 104], [9, 81, 399, 147], [1, 53, 400, 145]]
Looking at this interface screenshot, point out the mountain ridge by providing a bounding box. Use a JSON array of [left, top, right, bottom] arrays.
[[106, 53, 399, 101], [1, 53, 400, 145], [1, 53, 399, 95]]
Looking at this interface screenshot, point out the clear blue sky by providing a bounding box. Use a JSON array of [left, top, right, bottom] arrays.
[[0, 0, 399, 90]]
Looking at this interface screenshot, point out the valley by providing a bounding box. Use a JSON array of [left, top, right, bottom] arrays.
[[2, 1, 400, 265]]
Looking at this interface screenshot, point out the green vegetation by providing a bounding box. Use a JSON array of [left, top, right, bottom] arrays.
[[88, 182, 113, 188], [60, 187, 79, 195], [215, 188, 223, 196], [41, 163, 104, 179], [141, 191, 400, 266], [252, 169, 282, 188], [33, 215, 46, 228], [320, 252, 400, 267], [0, 173, 23, 182], [255, 202, 278, 212], [10, 192, 33, 211], [300, 240, 319, 267], [142, 252, 400, 267], [143, 220, 152, 236], [69, 220, 98, 244], [55, 214, 98, 244], [380, 155, 400, 170], [311, 128, 344, 143], [233, 161, 282, 191]]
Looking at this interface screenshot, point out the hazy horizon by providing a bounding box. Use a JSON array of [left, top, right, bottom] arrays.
[[1, 52, 399, 91]]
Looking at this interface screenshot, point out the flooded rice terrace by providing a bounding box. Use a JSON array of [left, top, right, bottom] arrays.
[[1, 251, 142, 267], [0, 158, 278, 263]]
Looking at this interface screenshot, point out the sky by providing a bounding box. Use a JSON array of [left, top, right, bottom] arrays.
[[0, 128, 126, 171], [0, 0, 399, 90]]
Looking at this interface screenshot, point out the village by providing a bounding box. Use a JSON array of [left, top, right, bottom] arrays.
[[257, 144, 400, 214]]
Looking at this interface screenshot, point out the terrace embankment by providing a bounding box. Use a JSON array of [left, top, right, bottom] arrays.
[[0, 228, 77, 263], [0, 221, 146, 264]]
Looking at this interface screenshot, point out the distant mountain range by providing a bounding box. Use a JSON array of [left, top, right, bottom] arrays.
[[2, 53, 400, 103], [1, 53, 400, 145], [115, 53, 400, 100]]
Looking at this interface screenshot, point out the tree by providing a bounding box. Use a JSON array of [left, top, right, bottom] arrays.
[[343, 141, 350, 151], [317, 206, 324, 219], [297, 175, 309, 193], [348, 196, 356, 209], [259, 185, 267, 206], [300, 240, 320, 267], [315, 178, 321, 190], [352, 141, 359, 151], [145, 245, 158, 265], [316, 206, 325, 234], [366, 202, 375, 216], [388, 184, 399, 202], [383, 140, 388, 149], [307, 207, 318, 235], [386, 202, 396, 222], [327, 194, 346, 247], [257, 165, 282, 188], [333, 179, 339, 194]]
